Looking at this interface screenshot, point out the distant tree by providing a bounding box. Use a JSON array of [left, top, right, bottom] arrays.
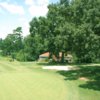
[[13, 27, 22, 34], [0, 38, 3, 50], [2, 27, 23, 60], [72, 0, 100, 62], [29, 17, 49, 60], [22, 0, 100, 63], [60, 0, 69, 5], [29, 1, 75, 62], [47, 1, 75, 63]]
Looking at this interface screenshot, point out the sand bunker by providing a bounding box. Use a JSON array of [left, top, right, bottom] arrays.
[[42, 66, 73, 71]]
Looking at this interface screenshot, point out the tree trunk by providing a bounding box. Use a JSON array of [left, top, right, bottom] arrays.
[[61, 52, 64, 63]]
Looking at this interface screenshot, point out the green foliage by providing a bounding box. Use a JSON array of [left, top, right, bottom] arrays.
[[0, 38, 3, 50], [27, 0, 100, 63], [16, 50, 25, 61], [1, 27, 23, 58], [1, 0, 100, 63], [72, 0, 100, 62], [73, 24, 99, 63]]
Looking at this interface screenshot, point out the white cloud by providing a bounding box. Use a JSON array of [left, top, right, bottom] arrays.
[[25, 0, 34, 6], [0, 2, 25, 15], [29, 5, 48, 17], [22, 23, 30, 37], [0, 7, 3, 13], [37, 0, 49, 6], [25, 0, 49, 17], [18, 17, 30, 37], [18, 17, 27, 22]]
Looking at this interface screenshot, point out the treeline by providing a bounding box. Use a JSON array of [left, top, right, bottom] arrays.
[[0, 0, 100, 63]]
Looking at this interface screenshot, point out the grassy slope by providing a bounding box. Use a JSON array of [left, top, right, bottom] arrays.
[[0, 59, 67, 100], [0, 56, 100, 100]]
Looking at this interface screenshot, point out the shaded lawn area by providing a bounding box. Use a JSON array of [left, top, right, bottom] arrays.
[[57, 64, 100, 91], [37, 61, 68, 67], [57, 64, 100, 100]]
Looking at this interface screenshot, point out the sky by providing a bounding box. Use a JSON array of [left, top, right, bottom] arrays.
[[0, 0, 59, 39]]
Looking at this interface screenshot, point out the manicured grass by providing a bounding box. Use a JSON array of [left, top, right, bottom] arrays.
[[0, 72, 67, 100], [0, 59, 67, 100], [0, 57, 100, 100], [57, 64, 100, 100], [63, 80, 100, 100]]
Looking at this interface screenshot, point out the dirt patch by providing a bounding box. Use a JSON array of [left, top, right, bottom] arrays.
[[79, 77, 89, 81]]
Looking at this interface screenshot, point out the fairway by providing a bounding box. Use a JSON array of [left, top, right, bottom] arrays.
[[0, 0, 100, 99], [0, 60, 67, 100], [0, 59, 100, 100]]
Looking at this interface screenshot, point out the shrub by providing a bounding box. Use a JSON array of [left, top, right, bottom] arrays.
[[16, 50, 25, 61]]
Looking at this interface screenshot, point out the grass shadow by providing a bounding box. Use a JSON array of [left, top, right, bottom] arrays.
[[79, 80, 100, 91], [57, 65, 100, 91], [37, 62, 68, 66]]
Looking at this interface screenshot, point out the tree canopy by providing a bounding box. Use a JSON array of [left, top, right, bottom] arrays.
[[1, 0, 100, 63]]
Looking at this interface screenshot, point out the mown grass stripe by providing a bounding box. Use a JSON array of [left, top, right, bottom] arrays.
[[0, 62, 15, 71], [0, 72, 67, 100]]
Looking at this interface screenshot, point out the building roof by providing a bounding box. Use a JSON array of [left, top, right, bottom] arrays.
[[39, 52, 62, 57], [39, 52, 50, 57]]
